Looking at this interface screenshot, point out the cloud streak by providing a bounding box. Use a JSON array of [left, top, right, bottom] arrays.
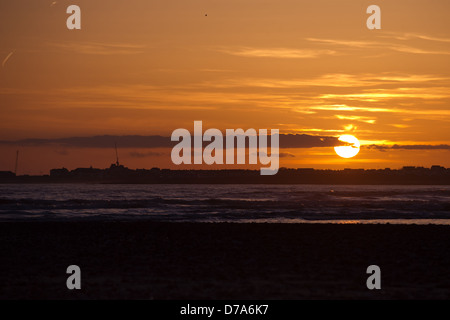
[[202, 73, 449, 90], [218, 47, 336, 59], [365, 144, 450, 152], [129, 151, 165, 158], [0, 134, 346, 149], [381, 32, 450, 43], [306, 37, 450, 55], [2, 51, 14, 68], [49, 42, 146, 55]]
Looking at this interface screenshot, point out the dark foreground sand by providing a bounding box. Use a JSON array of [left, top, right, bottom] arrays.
[[1, 221, 450, 300]]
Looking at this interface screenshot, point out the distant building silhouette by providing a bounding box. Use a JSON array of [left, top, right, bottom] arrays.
[[0, 171, 15, 179], [0, 165, 442, 184]]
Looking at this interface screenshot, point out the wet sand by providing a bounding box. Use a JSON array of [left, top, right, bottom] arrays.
[[1, 221, 450, 299]]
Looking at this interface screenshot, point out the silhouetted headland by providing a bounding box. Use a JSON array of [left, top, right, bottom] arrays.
[[1, 164, 450, 184]]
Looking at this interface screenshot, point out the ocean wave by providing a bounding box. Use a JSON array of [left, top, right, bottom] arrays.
[[0, 184, 449, 222]]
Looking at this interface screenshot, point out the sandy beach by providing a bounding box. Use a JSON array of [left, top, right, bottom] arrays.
[[1, 221, 450, 300]]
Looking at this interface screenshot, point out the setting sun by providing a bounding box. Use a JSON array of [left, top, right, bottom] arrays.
[[334, 135, 360, 158]]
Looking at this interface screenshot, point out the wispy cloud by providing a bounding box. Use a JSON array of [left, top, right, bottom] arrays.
[[0, 135, 171, 149], [319, 87, 450, 102], [306, 38, 378, 49], [392, 45, 450, 55], [2, 51, 14, 68], [217, 46, 336, 59], [279, 152, 296, 158], [366, 144, 450, 151], [307, 104, 450, 117], [129, 151, 165, 158], [205, 73, 448, 89], [381, 32, 450, 43], [289, 128, 345, 134], [306, 37, 450, 55], [49, 42, 146, 55], [335, 115, 376, 124], [309, 105, 395, 113]]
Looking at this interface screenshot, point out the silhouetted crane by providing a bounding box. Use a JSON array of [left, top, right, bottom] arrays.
[[115, 142, 120, 166], [14, 150, 19, 176]]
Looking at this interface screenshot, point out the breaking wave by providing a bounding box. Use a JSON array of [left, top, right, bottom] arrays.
[[0, 184, 449, 223]]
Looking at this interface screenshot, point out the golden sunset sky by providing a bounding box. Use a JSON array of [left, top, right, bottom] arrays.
[[1, 0, 449, 174]]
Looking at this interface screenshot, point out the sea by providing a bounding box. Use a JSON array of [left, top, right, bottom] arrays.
[[0, 184, 449, 224]]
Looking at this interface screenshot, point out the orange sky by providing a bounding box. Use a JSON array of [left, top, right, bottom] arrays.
[[1, 0, 450, 174]]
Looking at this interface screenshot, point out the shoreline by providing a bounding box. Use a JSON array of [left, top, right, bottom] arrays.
[[2, 181, 450, 185], [1, 218, 450, 225], [1, 221, 450, 299]]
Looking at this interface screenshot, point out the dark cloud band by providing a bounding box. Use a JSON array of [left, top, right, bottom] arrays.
[[0, 134, 344, 149], [365, 144, 450, 151]]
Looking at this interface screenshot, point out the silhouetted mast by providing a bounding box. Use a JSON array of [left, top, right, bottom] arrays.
[[115, 142, 120, 166], [14, 150, 19, 175]]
